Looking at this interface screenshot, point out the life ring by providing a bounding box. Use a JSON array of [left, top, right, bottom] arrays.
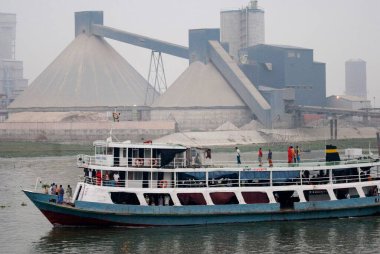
[[159, 180, 168, 188]]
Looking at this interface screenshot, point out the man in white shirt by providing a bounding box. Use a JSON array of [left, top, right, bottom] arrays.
[[235, 147, 241, 164]]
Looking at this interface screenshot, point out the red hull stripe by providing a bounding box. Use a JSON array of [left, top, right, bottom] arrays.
[[40, 209, 151, 227]]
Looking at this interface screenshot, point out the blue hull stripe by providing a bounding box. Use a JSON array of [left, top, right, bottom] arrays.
[[23, 190, 380, 226]]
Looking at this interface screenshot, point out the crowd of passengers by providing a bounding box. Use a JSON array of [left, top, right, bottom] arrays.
[[83, 167, 375, 189], [144, 194, 172, 206], [83, 168, 122, 186]]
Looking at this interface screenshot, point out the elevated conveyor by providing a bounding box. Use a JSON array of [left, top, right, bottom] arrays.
[[92, 24, 189, 59], [208, 41, 272, 127]]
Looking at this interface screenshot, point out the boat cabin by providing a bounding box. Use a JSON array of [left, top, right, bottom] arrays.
[[90, 139, 189, 168]]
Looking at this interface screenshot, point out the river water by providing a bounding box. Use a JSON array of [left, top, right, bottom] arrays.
[[1, 155, 380, 254]]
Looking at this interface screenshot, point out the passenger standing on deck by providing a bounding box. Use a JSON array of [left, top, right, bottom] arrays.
[[287, 146, 293, 163], [114, 172, 120, 186], [291, 146, 296, 163], [258, 148, 263, 166], [88, 168, 92, 184], [50, 183, 56, 195], [66, 185, 72, 201], [235, 147, 241, 164], [55, 184, 60, 195], [268, 149, 273, 167], [58, 185, 64, 204], [296, 146, 301, 163], [96, 170, 102, 186]]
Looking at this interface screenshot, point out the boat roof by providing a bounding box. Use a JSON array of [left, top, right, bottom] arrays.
[[93, 139, 186, 150]]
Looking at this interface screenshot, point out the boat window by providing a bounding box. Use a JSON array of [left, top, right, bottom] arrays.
[[144, 148, 152, 159], [240, 171, 270, 187], [128, 171, 143, 180], [242, 192, 269, 204], [110, 192, 140, 205], [144, 193, 173, 206], [333, 168, 359, 183], [95, 146, 106, 155], [334, 187, 359, 199], [210, 192, 239, 205], [132, 148, 139, 158], [156, 148, 186, 168], [208, 171, 239, 187], [123, 148, 127, 158], [176, 172, 206, 188], [363, 185, 378, 197], [303, 190, 330, 202], [106, 147, 113, 155], [177, 193, 207, 205]]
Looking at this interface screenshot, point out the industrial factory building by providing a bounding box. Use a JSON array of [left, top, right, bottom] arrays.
[[221, 0, 265, 61], [0, 13, 28, 121], [8, 12, 155, 122], [239, 44, 326, 107], [12, 1, 375, 144]]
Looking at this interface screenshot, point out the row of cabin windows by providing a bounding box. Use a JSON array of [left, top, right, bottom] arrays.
[[109, 185, 378, 206], [95, 147, 158, 159]]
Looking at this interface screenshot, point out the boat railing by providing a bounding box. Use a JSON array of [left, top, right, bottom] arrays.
[[80, 169, 380, 189], [77, 155, 180, 168], [77, 154, 378, 171]]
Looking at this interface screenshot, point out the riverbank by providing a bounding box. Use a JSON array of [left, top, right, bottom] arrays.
[[0, 138, 378, 158], [0, 141, 92, 158]]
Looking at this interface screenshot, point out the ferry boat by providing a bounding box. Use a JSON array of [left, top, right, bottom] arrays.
[[23, 138, 380, 227]]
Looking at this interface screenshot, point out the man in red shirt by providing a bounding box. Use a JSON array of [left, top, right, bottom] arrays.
[[258, 148, 263, 166]]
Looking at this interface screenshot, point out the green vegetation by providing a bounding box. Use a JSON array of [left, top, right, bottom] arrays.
[[211, 138, 379, 153], [0, 141, 92, 158]]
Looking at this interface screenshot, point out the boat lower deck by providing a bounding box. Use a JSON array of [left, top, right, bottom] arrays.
[[24, 190, 380, 227]]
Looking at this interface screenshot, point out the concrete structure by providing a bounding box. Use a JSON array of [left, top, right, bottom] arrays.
[[0, 13, 16, 60], [240, 44, 326, 107], [8, 11, 278, 131], [0, 120, 175, 143], [221, 0, 265, 61], [152, 28, 272, 130], [259, 86, 295, 128], [151, 61, 253, 131], [0, 60, 28, 107], [326, 95, 371, 110], [9, 34, 152, 115], [345, 59, 367, 99], [0, 13, 28, 121]]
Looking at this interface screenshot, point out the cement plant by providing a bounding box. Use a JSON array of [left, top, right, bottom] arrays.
[[1, 1, 379, 146]]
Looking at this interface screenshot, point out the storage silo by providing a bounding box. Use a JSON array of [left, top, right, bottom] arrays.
[[221, 0, 265, 61], [0, 13, 16, 60], [345, 59, 367, 99]]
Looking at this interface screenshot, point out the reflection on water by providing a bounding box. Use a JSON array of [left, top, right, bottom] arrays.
[[1, 156, 380, 253], [32, 218, 380, 254]]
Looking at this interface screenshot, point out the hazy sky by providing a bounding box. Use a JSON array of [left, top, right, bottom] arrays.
[[2, 0, 380, 105]]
